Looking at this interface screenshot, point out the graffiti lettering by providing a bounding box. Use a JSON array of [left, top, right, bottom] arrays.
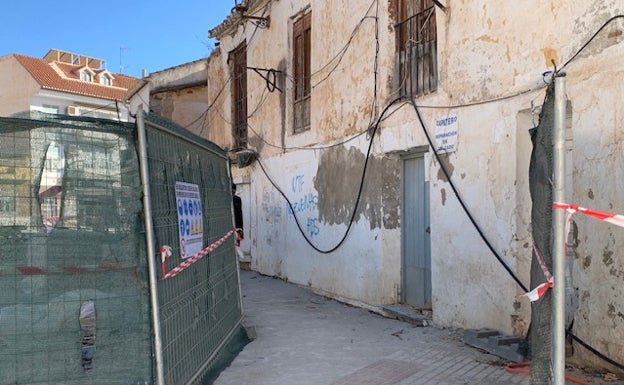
[[306, 217, 320, 238], [291, 174, 305, 193], [287, 193, 318, 217], [286, 174, 321, 238]]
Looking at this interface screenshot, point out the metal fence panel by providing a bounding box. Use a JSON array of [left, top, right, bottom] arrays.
[[143, 113, 243, 385]]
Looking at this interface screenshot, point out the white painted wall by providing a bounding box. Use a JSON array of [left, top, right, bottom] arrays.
[[248, 142, 387, 306]]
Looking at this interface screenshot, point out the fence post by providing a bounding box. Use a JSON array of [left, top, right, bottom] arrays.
[[137, 110, 166, 385], [552, 73, 567, 385]]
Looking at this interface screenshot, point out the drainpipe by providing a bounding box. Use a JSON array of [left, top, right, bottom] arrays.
[[136, 110, 166, 385], [552, 73, 567, 385]]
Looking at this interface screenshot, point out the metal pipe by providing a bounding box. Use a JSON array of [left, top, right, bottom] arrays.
[[552, 73, 567, 385], [136, 110, 166, 385]]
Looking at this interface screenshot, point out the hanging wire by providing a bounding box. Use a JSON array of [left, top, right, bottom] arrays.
[[256, 96, 404, 254], [560, 15, 624, 72]]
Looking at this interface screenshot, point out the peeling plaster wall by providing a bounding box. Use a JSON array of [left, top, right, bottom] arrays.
[[205, 48, 230, 147], [209, 0, 624, 369], [421, 0, 624, 367], [565, 53, 624, 370], [250, 142, 393, 304], [151, 85, 208, 136]]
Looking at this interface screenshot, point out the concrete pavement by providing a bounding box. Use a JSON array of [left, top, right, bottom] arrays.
[[214, 270, 611, 385]]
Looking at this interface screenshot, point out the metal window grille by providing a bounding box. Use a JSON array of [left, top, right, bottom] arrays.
[[395, 0, 438, 97]]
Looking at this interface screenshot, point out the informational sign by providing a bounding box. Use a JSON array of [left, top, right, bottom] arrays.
[[175, 182, 204, 259], [434, 114, 459, 153]]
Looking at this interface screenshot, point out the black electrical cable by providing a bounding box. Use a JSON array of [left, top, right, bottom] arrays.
[[560, 15, 624, 72], [542, 14, 624, 369], [367, 0, 380, 129], [257, 96, 405, 254], [310, 0, 377, 89], [569, 329, 624, 371], [198, 75, 231, 135], [408, 97, 529, 292], [409, 97, 624, 371], [247, 121, 369, 151], [115, 100, 120, 121], [249, 67, 281, 93]]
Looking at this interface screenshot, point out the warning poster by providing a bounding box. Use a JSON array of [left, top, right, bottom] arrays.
[[175, 182, 204, 259]]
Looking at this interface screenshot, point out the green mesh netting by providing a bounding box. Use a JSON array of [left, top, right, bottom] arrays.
[[0, 113, 152, 384], [0, 112, 245, 385]]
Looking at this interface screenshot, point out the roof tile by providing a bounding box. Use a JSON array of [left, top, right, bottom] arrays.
[[13, 53, 138, 101]]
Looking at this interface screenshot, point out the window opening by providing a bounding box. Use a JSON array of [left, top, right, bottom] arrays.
[[293, 12, 311, 133], [395, 0, 437, 97], [231, 43, 248, 149], [101, 74, 112, 86], [80, 70, 93, 82]]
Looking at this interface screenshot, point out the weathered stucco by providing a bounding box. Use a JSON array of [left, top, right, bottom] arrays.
[[206, 0, 624, 373], [315, 145, 394, 230]]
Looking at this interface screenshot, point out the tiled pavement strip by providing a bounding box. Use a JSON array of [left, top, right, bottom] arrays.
[[214, 270, 612, 385]]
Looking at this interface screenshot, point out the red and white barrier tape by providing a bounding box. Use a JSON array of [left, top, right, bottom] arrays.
[[522, 202, 624, 302], [523, 280, 554, 302], [553, 202, 624, 228], [521, 241, 555, 302], [160, 228, 237, 280]]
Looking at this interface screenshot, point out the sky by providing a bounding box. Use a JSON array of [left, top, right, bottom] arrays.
[[1, 1, 235, 78]]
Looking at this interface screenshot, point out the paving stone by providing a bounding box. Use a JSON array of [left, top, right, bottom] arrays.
[[213, 271, 600, 385]]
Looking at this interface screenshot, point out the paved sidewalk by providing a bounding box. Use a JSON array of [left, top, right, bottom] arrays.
[[214, 270, 609, 385]]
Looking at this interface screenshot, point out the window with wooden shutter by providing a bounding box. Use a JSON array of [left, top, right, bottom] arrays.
[[232, 43, 248, 149], [293, 12, 311, 133], [395, 0, 437, 97]]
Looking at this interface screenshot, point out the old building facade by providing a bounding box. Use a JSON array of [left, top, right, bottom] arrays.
[[0, 49, 137, 120], [207, 0, 624, 372], [127, 59, 210, 137]]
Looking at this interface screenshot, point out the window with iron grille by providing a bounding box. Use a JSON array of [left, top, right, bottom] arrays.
[[231, 43, 248, 149], [293, 12, 311, 133], [395, 0, 437, 97]]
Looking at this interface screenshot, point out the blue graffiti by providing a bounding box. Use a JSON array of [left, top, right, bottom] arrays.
[[287, 193, 318, 217], [291, 175, 305, 193], [306, 217, 320, 238]]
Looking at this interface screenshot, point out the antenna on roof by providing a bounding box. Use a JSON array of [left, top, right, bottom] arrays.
[[119, 46, 130, 73]]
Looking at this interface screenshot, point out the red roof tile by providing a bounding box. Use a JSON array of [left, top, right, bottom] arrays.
[[12, 54, 139, 101]]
